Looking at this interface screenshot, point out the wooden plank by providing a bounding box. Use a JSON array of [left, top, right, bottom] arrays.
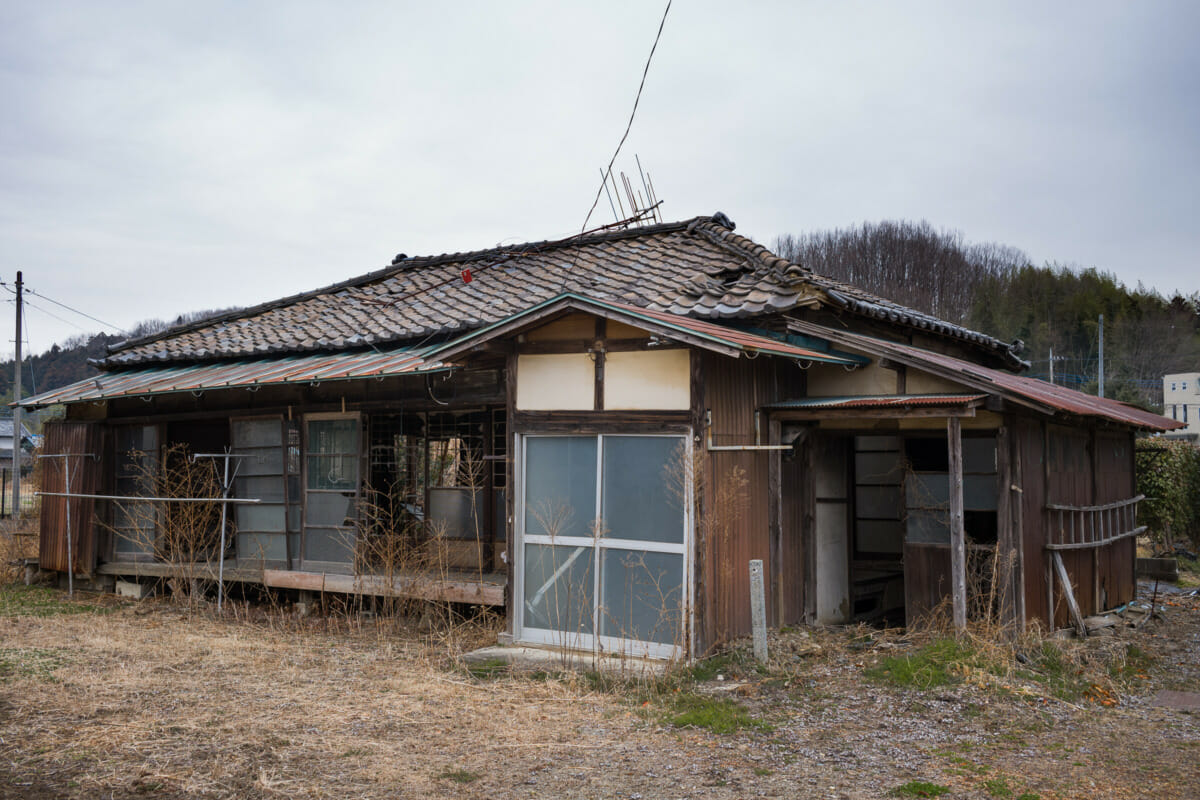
[[1052, 551, 1087, 637], [995, 425, 1017, 628], [262, 569, 506, 606], [1044, 526, 1145, 550], [768, 416, 782, 627], [947, 417, 967, 630]]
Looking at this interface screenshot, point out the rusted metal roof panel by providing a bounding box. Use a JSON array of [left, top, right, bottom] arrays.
[[19, 347, 442, 408], [786, 319, 1184, 432], [767, 394, 986, 410]]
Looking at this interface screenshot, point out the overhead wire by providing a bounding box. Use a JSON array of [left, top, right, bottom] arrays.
[[24, 288, 120, 331], [580, 0, 672, 235]]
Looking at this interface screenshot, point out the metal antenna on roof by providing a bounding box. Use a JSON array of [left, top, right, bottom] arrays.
[[634, 154, 662, 224], [600, 169, 620, 223]]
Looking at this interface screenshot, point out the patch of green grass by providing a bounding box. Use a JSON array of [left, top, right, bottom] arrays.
[[685, 652, 747, 682], [889, 780, 950, 797], [752, 766, 773, 776], [0, 647, 69, 682], [983, 777, 1013, 797], [1018, 642, 1088, 701], [436, 767, 480, 784], [663, 693, 773, 735], [0, 584, 100, 617], [1015, 793, 1040, 800], [1108, 643, 1155, 682], [463, 657, 510, 680], [866, 638, 980, 689]]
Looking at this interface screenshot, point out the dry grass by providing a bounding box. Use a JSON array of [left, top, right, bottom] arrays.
[[0, 518, 38, 584], [2, 582, 1199, 800], [0, 587, 629, 799]]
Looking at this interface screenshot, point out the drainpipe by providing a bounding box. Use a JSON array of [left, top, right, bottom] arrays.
[[705, 410, 792, 452]]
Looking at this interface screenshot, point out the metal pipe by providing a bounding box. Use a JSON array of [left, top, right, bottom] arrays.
[[64, 459, 73, 596], [37, 492, 260, 503], [704, 409, 792, 452], [192, 450, 249, 613]]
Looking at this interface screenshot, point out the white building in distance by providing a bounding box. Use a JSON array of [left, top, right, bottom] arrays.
[[1163, 372, 1200, 439]]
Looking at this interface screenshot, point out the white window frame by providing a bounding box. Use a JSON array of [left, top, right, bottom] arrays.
[[513, 432, 694, 661]]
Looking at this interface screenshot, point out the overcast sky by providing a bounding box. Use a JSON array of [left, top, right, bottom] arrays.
[[1, 1, 1197, 358]]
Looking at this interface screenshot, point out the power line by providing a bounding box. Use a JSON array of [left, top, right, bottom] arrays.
[[18, 298, 93, 334], [24, 288, 120, 331], [580, 0, 672, 234]]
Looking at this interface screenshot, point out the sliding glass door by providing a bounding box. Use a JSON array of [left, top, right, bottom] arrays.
[[517, 434, 689, 659]]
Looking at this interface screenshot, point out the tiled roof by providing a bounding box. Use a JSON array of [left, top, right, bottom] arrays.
[[100, 214, 1022, 369]]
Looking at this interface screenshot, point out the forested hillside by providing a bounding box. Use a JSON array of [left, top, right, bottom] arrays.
[[775, 222, 1200, 409]]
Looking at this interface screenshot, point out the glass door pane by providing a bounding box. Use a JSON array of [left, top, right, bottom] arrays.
[[598, 549, 683, 645], [523, 543, 595, 638], [524, 437, 597, 539], [232, 418, 289, 567], [519, 434, 688, 657], [601, 436, 683, 544], [303, 415, 360, 570]]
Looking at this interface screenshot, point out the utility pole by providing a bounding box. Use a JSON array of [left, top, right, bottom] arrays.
[[1049, 347, 1054, 385], [11, 271, 22, 519], [1098, 314, 1105, 399]]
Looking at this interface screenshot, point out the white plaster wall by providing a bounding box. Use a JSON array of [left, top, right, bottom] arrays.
[[808, 362, 896, 397], [516, 353, 595, 410], [603, 350, 690, 410], [906, 369, 965, 394]]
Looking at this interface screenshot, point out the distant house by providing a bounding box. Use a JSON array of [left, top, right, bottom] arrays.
[[22, 214, 1182, 658], [1163, 372, 1200, 441], [0, 417, 35, 471]]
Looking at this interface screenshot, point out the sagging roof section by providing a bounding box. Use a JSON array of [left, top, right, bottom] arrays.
[[19, 347, 442, 409], [787, 318, 1184, 432], [429, 293, 866, 366], [98, 214, 1022, 371]]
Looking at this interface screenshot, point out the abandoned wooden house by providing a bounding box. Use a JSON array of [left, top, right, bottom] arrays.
[[24, 213, 1182, 658]]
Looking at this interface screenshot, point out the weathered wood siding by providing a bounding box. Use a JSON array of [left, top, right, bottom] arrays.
[[38, 421, 105, 575], [1094, 430, 1136, 613], [1014, 417, 1049, 627]]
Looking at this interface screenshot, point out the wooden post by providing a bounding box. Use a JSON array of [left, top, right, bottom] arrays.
[[768, 417, 782, 626], [947, 417, 967, 631], [995, 425, 1016, 629], [749, 559, 768, 663]]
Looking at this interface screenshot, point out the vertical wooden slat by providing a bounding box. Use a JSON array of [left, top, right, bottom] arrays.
[[947, 417, 966, 630]]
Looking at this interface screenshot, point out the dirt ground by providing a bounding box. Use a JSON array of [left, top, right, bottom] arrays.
[[1, 582, 1197, 800]]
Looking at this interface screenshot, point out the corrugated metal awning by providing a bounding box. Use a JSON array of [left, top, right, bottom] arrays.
[[18, 347, 442, 408], [787, 319, 1184, 432], [767, 394, 986, 410]]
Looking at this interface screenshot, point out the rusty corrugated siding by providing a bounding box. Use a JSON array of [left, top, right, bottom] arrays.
[[698, 353, 778, 651], [39, 421, 105, 575]]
